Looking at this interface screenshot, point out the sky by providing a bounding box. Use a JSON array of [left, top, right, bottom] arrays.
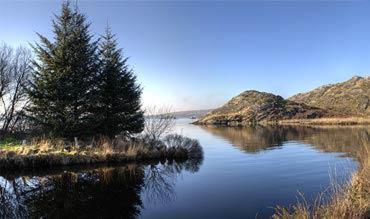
[[1, 1, 370, 111]]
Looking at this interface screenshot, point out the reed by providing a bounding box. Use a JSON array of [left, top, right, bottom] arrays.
[[0, 134, 203, 171], [279, 117, 370, 126], [273, 136, 370, 219]]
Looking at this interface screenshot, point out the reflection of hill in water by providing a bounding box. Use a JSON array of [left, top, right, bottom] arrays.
[[0, 158, 203, 218], [287, 126, 370, 157], [200, 125, 370, 156], [202, 126, 287, 153]]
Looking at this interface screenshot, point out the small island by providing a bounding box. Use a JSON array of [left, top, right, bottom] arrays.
[[195, 76, 370, 126], [0, 2, 203, 171]]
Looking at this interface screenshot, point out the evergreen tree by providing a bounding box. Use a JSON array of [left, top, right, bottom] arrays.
[[27, 1, 99, 138], [94, 26, 144, 137]]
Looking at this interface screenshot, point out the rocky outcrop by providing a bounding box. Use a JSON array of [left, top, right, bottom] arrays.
[[194, 90, 328, 125], [289, 76, 370, 116]]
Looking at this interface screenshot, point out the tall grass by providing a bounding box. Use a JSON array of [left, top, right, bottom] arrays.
[[0, 134, 203, 171], [273, 135, 370, 219], [279, 117, 370, 126]]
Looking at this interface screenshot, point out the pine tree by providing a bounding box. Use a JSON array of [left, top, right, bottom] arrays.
[[94, 26, 144, 137], [27, 1, 99, 138]]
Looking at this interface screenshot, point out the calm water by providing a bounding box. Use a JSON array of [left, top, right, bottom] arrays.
[[0, 119, 366, 218]]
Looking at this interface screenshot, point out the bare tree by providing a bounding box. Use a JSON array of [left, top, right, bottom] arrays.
[[0, 44, 31, 137], [143, 106, 176, 141], [0, 45, 12, 103]]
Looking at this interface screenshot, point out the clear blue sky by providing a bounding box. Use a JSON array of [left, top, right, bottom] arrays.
[[1, 1, 369, 111]]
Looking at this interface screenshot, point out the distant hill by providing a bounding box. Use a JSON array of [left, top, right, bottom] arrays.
[[289, 76, 370, 116], [194, 90, 328, 125], [172, 109, 213, 119]]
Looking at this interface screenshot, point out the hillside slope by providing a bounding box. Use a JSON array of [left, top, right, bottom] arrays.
[[195, 91, 328, 125], [289, 76, 370, 116]]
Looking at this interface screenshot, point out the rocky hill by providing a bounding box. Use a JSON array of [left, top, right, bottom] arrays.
[[194, 90, 328, 125], [289, 76, 370, 116]]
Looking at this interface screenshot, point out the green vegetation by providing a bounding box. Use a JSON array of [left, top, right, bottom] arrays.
[[27, 1, 143, 139], [94, 26, 143, 137], [27, 1, 100, 138], [0, 138, 22, 151]]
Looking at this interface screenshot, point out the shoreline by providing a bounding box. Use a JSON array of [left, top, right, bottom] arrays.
[[193, 117, 370, 126], [273, 136, 370, 218], [0, 134, 204, 172], [0, 151, 191, 171], [0, 155, 196, 177], [278, 117, 370, 126]]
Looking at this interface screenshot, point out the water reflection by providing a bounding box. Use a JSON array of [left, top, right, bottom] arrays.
[[0, 157, 203, 218], [0, 124, 367, 219], [200, 125, 370, 156], [143, 158, 201, 205]]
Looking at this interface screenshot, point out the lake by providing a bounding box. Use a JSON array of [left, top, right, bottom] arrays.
[[0, 119, 365, 218]]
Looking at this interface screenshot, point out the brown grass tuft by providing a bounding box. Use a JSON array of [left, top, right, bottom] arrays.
[[279, 117, 370, 126], [273, 136, 370, 219], [0, 135, 203, 171]]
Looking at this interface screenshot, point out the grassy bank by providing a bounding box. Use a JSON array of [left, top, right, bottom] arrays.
[[0, 134, 203, 171], [273, 136, 370, 219], [278, 117, 370, 126]]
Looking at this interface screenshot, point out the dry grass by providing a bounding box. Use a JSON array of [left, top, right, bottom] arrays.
[[0, 134, 203, 171], [273, 136, 370, 219], [279, 117, 370, 126]]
